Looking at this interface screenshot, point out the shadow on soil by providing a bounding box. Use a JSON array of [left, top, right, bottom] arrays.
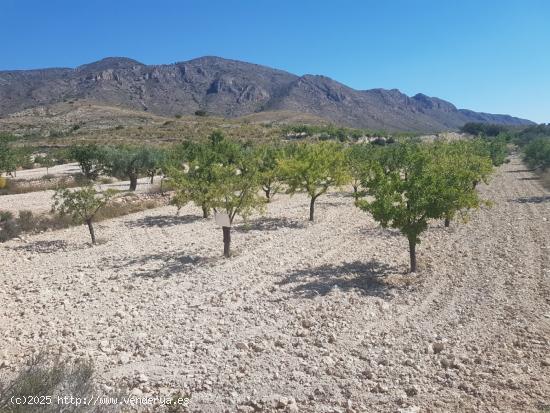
[[360, 227, 402, 238], [278, 260, 399, 298], [125, 214, 202, 228], [506, 169, 535, 173], [234, 217, 306, 232], [12, 240, 70, 253], [512, 195, 550, 204], [109, 252, 214, 278]]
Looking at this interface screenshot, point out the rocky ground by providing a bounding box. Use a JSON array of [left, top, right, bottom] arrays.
[[0, 163, 159, 213], [0, 157, 549, 412]]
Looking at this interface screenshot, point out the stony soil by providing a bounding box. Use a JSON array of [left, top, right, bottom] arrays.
[[0, 165, 159, 214], [0, 157, 549, 412]]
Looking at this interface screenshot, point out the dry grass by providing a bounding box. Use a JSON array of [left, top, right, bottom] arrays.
[[0, 175, 85, 196], [0, 353, 121, 413]]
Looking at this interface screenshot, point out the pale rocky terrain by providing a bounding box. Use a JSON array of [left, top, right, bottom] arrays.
[[0, 163, 159, 214], [0, 157, 549, 412]]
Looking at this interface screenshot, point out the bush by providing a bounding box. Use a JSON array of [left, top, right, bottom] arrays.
[[523, 138, 550, 171], [194, 110, 207, 117], [17, 210, 35, 232], [0, 176, 7, 189], [0, 210, 13, 222], [0, 353, 120, 413], [0, 219, 21, 242]]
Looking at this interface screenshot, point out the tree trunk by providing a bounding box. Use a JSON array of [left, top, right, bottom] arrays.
[[444, 217, 450, 227], [353, 185, 358, 200], [264, 187, 271, 202], [150, 174, 154, 184], [309, 196, 316, 221], [129, 174, 138, 191], [408, 237, 417, 273], [202, 205, 209, 218], [86, 219, 96, 245], [222, 226, 231, 258]]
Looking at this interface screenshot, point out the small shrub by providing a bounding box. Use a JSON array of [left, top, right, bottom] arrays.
[[0, 210, 13, 222], [95, 198, 160, 221], [17, 210, 35, 232], [0, 176, 8, 189], [194, 110, 207, 117], [0, 352, 121, 413], [0, 219, 21, 242]]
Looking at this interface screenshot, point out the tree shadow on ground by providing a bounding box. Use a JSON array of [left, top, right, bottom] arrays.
[[360, 227, 402, 238], [109, 252, 214, 278], [234, 217, 306, 232], [512, 195, 550, 204], [506, 169, 535, 173], [277, 260, 399, 298], [327, 191, 354, 198], [125, 214, 202, 228], [519, 177, 540, 181], [12, 240, 69, 254]]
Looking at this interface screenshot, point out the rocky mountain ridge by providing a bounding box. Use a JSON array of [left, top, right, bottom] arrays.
[[0, 56, 533, 132]]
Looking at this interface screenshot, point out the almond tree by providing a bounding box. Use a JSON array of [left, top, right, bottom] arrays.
[[431, 141, 493, 227], [279, 141, 349, 221], [52, 186, 115, 244], [168, 132, 264, 257], [345, 144, 377, 200], [255, 143, 284, 202], [357, 142, 490, 272]]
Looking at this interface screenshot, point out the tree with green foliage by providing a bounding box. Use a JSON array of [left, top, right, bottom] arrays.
[[429, 141, 493, 227], [345, 144, 377, 200], [0, 139, 18, 177], [145, 147, 167, 184], [167, 134, 231, 218], [255, 144, 285, 202], [36, 154, 56, 175], [460, 122, 509, 137], [52, 186, 115, 244], [523, 138, 550, 170], [210, 146, 264, 257], [104, 146, 159, 191], [357, 142, 490, 272], [69, 144, 106, 180], [168, 132, 264, 257], [279, 141, 349, 221]]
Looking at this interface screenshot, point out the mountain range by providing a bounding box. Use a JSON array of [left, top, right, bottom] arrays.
[[0, 56, 533, 132]]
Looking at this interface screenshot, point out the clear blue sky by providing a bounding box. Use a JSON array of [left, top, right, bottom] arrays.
[[1, 0, 549, 123]]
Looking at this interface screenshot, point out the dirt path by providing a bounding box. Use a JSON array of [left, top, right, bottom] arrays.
[[0, 156, 548, 412]]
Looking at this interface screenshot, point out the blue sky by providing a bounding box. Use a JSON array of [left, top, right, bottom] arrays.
[[1, 0, 549, 123]]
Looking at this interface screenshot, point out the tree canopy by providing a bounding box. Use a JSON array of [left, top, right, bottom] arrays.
[[278, 141, 349, 221]]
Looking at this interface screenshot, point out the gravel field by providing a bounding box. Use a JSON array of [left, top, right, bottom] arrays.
[[0, 157, 549, 412], [2, 162, 82, 180], [0, 172, 160, 213]]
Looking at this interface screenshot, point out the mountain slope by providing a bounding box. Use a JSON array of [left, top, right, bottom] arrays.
[[0, 56, 533, 132]]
